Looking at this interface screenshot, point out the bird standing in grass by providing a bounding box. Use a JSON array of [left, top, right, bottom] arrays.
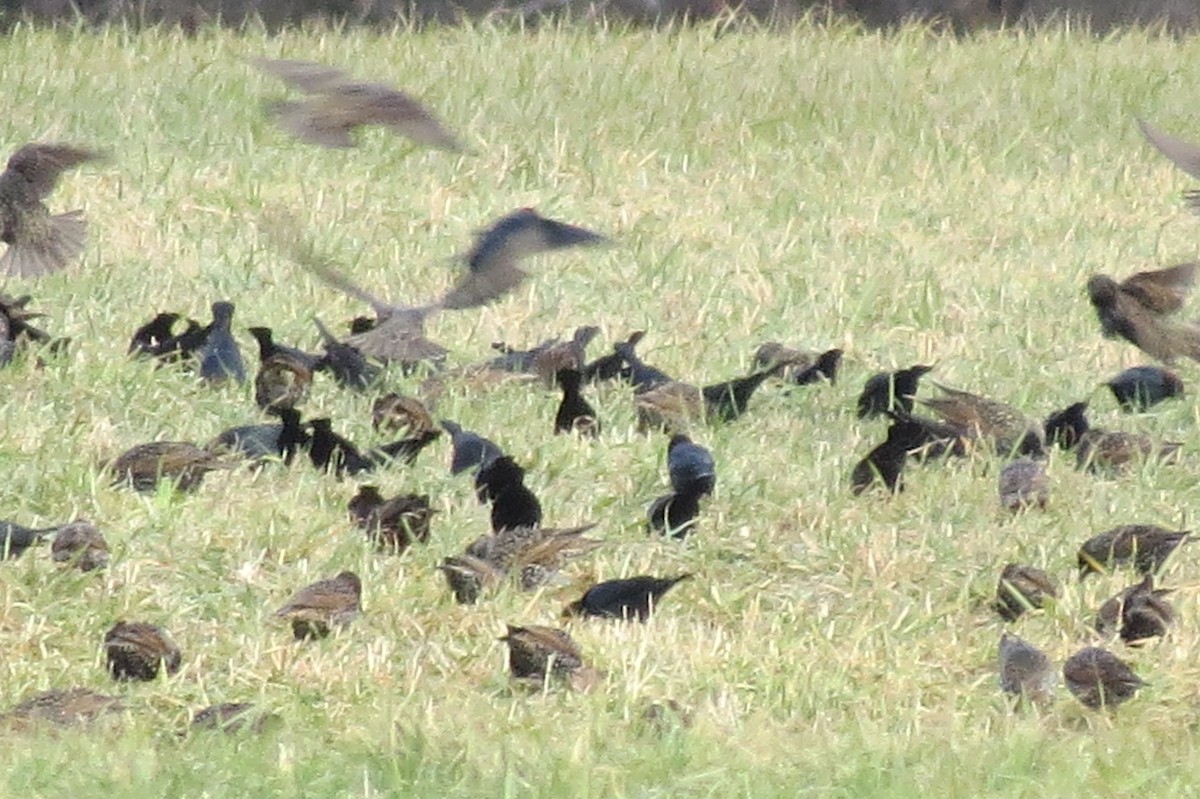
[[998, 457, 1049, 512], [0, 143, 104, 278], [275, 571, 362, 640], [104, 621, 182, 682], [997, 633, 1056, 706], [252, 57, 466, 152], [856, 364, 935, 419], [1063, 647, 1145, 710], [563, 574, 692, 621], [499, 624, 601, 690], [649, 434, 715, 537], [51, 520, 109, 572], [994, 564, 1057, 621], [1095, 574, 1174, 645], [1077, 524, 1190, 579], [0, 520, 59, 559], [106, 441, 234, 493], [1105, 365, 1184, 412], [555, 368, 600, 436], [197, 301, 247, 385], [475, 456, 543, 532]]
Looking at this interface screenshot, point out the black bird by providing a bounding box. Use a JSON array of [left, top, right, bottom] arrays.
[[667, 434, 715, 496], [128, 312, 182, 357], [1095, 574, 1174, 645], [1077, 524, 1190, 579], [104, 621, 182, 682], [251, 57, 466, 152], [582, 331, 645, 383], [0, 520, 59, 559], [1087, 262, 1200, 364], [311, 317, 380, 391], [441, 420, 503, 475], [563, 574, 692, 622], [752, 343, 842, 385], [554, 368, 599, 436], [1137, 118, 1200, 212], [646, 491, 703, 539], [197, 301, 246, 385], [850, 417, 931, 495], [0, 143, 104, 278], [857, 364, 935, 419], [994, 564, 1057, 622], [635, 368, 778, 432], [247, 326, 322, 369], [885, 412, 969, 461], [1105, 365, 1184, 412], [307, 418, 374, 477], [208, 408, 310, 464], [475, 456, 542, 532], [614, 333, 673, 391], [367, 429, 441, 467], [1063, 647, 1145, 710], [1043, 401, 1090, 450], [791, 347, 843, 386]]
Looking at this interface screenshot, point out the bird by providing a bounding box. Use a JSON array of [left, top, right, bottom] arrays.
[[251, 57, 465, 151], [918, 383, 1043, 456], [849, 417, 932, 495], [50, 520, 109, 572], [882, 411, 970, 461], [751, 343, 842, 384], [612, 332, 674, 390], [247, 326, 322, 369], [563, 574, 692, 622], [1077, 524, 1190, 579], [1043, 401, 1090, 450], [105, 441, 234, 492], [791, 348, 843, 386], [465, 523, 600, 590], [554, 368, 600, 436], [491, 325, 601, 386], [856, 364, 935, 419], [667, 434, 716, 496], [0, 292, 60, 366], [1086, 262, 1200, 364], [582, 330, 646, 383], [646, 490, 704, 538], [998, 457, 1049, 512], [189, 702, 281, 735], [438, 554, 505, 605], [196, 301, 247, 385], [127, 312, 182, 358], [1075, 428, 1181, 473], [274, 571, 362, 640], [1063, 647, 1145, 710], [104, 621, 182, 682], [1105, 365, 1184, 412], [997, 633, 1056, 706], [346, 487, 435, 554], [474, 456, 543, 533], [311, 317, 381, 390], [1137, 118, 1200, 211], [307, 418, 375, 478], [0, 520, 59, 559], [635, 366, 780, 433], [441, 420, 503, 475], [372, 393, 435, 436], [1095, 574, 1175, 645], [994, 564, 1057, 622], [0, 143, 104, 278], [499, 624, 591, 686], [208, 408, 310, 464], [254, 352, 313, 412], [0, 688, 123, 730]]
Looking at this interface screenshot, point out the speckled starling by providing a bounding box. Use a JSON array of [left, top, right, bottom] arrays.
[[1077, 524, 1190, 579], [254, 352, 313, 411], [0, 143, 104, 278], [499, 624, 584, 681], [106, 441, 234, 493], [1075, 429, 1181, 473], [998, 457, 1049, 512], [104, 621, 182, 681], [0, 688, 123, 730], [275, 571, 362, 640], [994, 564, 1057, 622], [189, 702, 282, 735], [438, 554, 505, 604], [348, 487, 434, 554], [1063, 647, 1145, 710], [51, 520, 109, 572], [1095, 574, 1175, 645], [997, 633, 1056, 706], [919, 383, 1043, 456]]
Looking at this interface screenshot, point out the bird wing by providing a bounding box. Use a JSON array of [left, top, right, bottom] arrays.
[[249, 57, 349, 93], [332, 84, 465, 153], [1120, 262, 1197, 316], [2, 144, 103, 202], [1138, 119, 1200, 181], [435, 260, 529, 310]]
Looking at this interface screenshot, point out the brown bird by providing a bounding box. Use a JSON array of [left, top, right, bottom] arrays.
[[0, 688, 123, 730], [1075, 429, 1181, 473], [466, 523, 601, 591], [918, 383, 1043, 455], [1095, 574, 1175, 645], [438, 553, 505, 605], [997, 633, 1057, 706], [994, 564, 1058, 621], [0, 143, 104, 278], [105, 441, 234, 493], [104, 621, 182, 682], [274, 570, 362, 640], [50, 520, 109, 572], [346, 486, 435, 554], [499, 624, 600, 691], [254, 352, 313, 412], [1077, 524, 1190, 579], [752, 342, 842, 384], [372, 393, 436, 436], [1087, 262, 1200, 364], [1137, 118, 1200, 211], [189, 703, 282, 735], [1063, 647, 1145, 710], [251, 57, 465, 152], [998, 457, 1049, 512]]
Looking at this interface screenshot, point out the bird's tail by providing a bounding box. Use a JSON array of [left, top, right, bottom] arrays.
[[0, 211, 87, 278]]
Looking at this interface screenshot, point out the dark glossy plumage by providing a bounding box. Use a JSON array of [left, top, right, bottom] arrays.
[[104, 621, 182, 682], [312, 317, 381, 390], [563, 574, 691, 622], [998, 633, 1056, 706], [208, 408, 310, 463], [275, 571, 361, 640], [646, 491, 703, 538], [0, 143, 103, 278], [1105, 365, 1184, 412], [1043, 401, 1090, 450], [307, 418, 374, 477], [51, 520, 108, 572], [0, 520, 57, 559], [1087, 263, 1200, 363], [792, 348, 843, 386], [197, 301, 246, 385], [1063, 647, 1145, 710], [1095, 574, 1174, 645], [128, 312, 182, 357], [554, 368, 599, 436], [994, 564, 1057, 621], [614, 333, 673, 390], [850, 418, 932, 495], [667, 434, 716, 496], [475, 456, 543, 532], [441, 420, 503, 475], [856, 364, 935, 419], [1077, 524, 1190, 579]]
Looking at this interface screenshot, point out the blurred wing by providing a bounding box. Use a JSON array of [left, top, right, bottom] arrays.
[[3, 144, 104, 201], [250, 57, 348, 92], [1138, 119, 1200, 181], [436, 261, 528, 310], [1121, 262, 1197, 315]]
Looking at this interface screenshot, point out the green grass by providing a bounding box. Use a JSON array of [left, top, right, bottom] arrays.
[[3, 18, 1200, 798]]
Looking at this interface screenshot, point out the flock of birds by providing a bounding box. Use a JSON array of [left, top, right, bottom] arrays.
[[2, 57, 1200, 731]]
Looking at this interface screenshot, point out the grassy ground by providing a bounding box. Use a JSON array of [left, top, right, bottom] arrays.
[[3, 19, 1200, 798]]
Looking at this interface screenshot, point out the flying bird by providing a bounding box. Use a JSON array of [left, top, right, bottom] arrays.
[[251, 57, 465, 152], [1086, 262, 1200, 363], [0, 143, 104, 278], [1137, 118, 1200, 211]]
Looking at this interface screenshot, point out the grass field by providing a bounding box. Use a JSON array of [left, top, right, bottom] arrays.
[[3, 18, 1200, 798]]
